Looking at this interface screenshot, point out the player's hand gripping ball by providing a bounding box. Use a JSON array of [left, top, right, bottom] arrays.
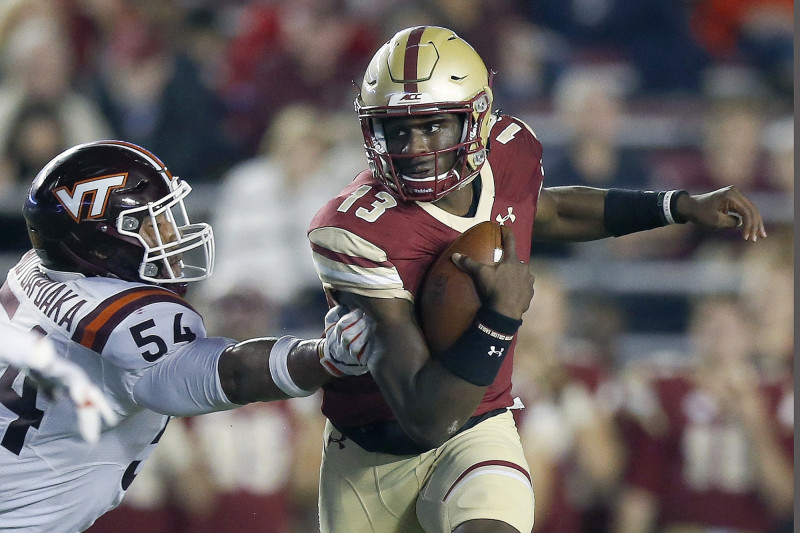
[[417, 221, 503, 354]]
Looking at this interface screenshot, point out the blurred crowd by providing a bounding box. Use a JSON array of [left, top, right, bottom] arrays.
[[0, 1, 792, 532]]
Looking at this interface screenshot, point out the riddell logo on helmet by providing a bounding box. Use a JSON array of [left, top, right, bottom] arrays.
[[53, 173, 128, 223]]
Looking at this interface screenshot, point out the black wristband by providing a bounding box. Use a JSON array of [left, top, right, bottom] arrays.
[[604, 189, 666, 237], [438, 307, 522, 386]]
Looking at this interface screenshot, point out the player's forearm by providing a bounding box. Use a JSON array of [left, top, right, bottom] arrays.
[[219, 338, 332, 404], [532, 186, 610, 242], [338, 292, 487, 447], [369, 328, 486, 448]]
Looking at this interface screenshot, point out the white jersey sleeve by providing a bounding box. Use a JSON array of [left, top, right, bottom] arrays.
[[90, 292, 239, 415], [133, 336, 239, 416]]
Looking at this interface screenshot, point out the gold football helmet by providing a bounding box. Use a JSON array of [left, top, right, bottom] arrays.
[[356, 26, 493, 202]]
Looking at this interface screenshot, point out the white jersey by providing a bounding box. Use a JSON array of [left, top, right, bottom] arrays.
[[0, 251, 235, 532], [0, 323, 52, 368]]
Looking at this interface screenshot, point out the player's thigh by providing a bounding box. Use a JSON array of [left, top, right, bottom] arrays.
[[416, 411, 534, 533], [318, 420, 429, 533]]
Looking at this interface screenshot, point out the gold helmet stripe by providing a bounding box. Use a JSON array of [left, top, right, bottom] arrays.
[[403, 26, 425, 92]]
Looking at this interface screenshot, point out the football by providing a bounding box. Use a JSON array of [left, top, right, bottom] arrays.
[[417, 221, 503, 354]]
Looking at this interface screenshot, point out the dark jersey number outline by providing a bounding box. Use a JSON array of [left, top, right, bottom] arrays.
[[0, 367, 44, 455]]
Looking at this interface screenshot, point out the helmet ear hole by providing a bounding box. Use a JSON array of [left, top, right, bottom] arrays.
[[120, 216, 140, 231]]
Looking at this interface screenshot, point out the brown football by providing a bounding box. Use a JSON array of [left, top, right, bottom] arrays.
[[417, 221, 503, 354]]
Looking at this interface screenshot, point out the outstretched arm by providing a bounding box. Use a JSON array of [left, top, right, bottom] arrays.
[[532, 185, 766, 242], [133, 307, 371, 416]]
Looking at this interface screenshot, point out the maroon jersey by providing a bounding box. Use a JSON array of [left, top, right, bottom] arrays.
[[622, 370, 794, 532], [308, 114, 544, 429]]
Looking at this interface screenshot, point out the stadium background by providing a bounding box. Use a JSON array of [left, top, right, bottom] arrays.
[[0, 1, 793, 532]]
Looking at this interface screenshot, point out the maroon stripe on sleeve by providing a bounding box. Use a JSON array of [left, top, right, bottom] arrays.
[[72, 286, 195, 353], [403, 27, 425, 93]]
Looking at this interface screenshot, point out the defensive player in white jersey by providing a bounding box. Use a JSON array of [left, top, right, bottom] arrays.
[[0, 140, 371, 532]]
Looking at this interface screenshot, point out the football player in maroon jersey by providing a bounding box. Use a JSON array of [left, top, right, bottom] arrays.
[[307, 26, 766, 533]]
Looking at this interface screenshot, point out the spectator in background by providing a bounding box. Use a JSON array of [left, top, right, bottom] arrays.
[[690, 0, 794, 98], [513, 267, 625, 533], [546, 66, 649, 191], [0, 101, 67, 191], [201, 104, 365, 332], [739, 223, 794, 374], [90, 3, 234, 182], [535, 66, 690, 261], [491, 20, 568, 115], [692, 97, 771, 193], [0, 2, 111, 156], [0, 102, 67, 194], [218, 1, 378, 155], [522, 0, 709, 94], [760, 116, 794, 196], [654, 93, 779, 261], [613, 294, 794, 533], [0, 101, 70, 252]]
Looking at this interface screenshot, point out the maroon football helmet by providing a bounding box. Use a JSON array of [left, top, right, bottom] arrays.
[[22, 140, 214, 289]]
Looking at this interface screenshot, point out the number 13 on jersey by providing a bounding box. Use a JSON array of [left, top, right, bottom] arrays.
[[337, 185, 397, 223]]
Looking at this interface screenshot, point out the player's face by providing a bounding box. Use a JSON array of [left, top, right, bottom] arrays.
[[382, 113, 463, 178], [140, 213, 184, 277]]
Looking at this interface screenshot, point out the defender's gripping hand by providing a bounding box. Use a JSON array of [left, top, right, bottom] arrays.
[[26, 339, 118, 444], [320, 305, 374, 377]]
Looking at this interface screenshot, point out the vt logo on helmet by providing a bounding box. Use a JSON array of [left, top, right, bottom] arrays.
[[53, 174, 128, 222], [356, 26, 494, 202], [23, 141, 214, 293]]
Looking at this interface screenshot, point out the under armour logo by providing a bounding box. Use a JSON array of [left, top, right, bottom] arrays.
[[495, 207, 516, 225], [53, 173, 128, 223], [488, 347, 505, 357], [327, 432, 348, 450]]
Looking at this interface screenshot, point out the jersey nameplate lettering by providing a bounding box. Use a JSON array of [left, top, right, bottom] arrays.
[[13, 253, 86, 331]]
